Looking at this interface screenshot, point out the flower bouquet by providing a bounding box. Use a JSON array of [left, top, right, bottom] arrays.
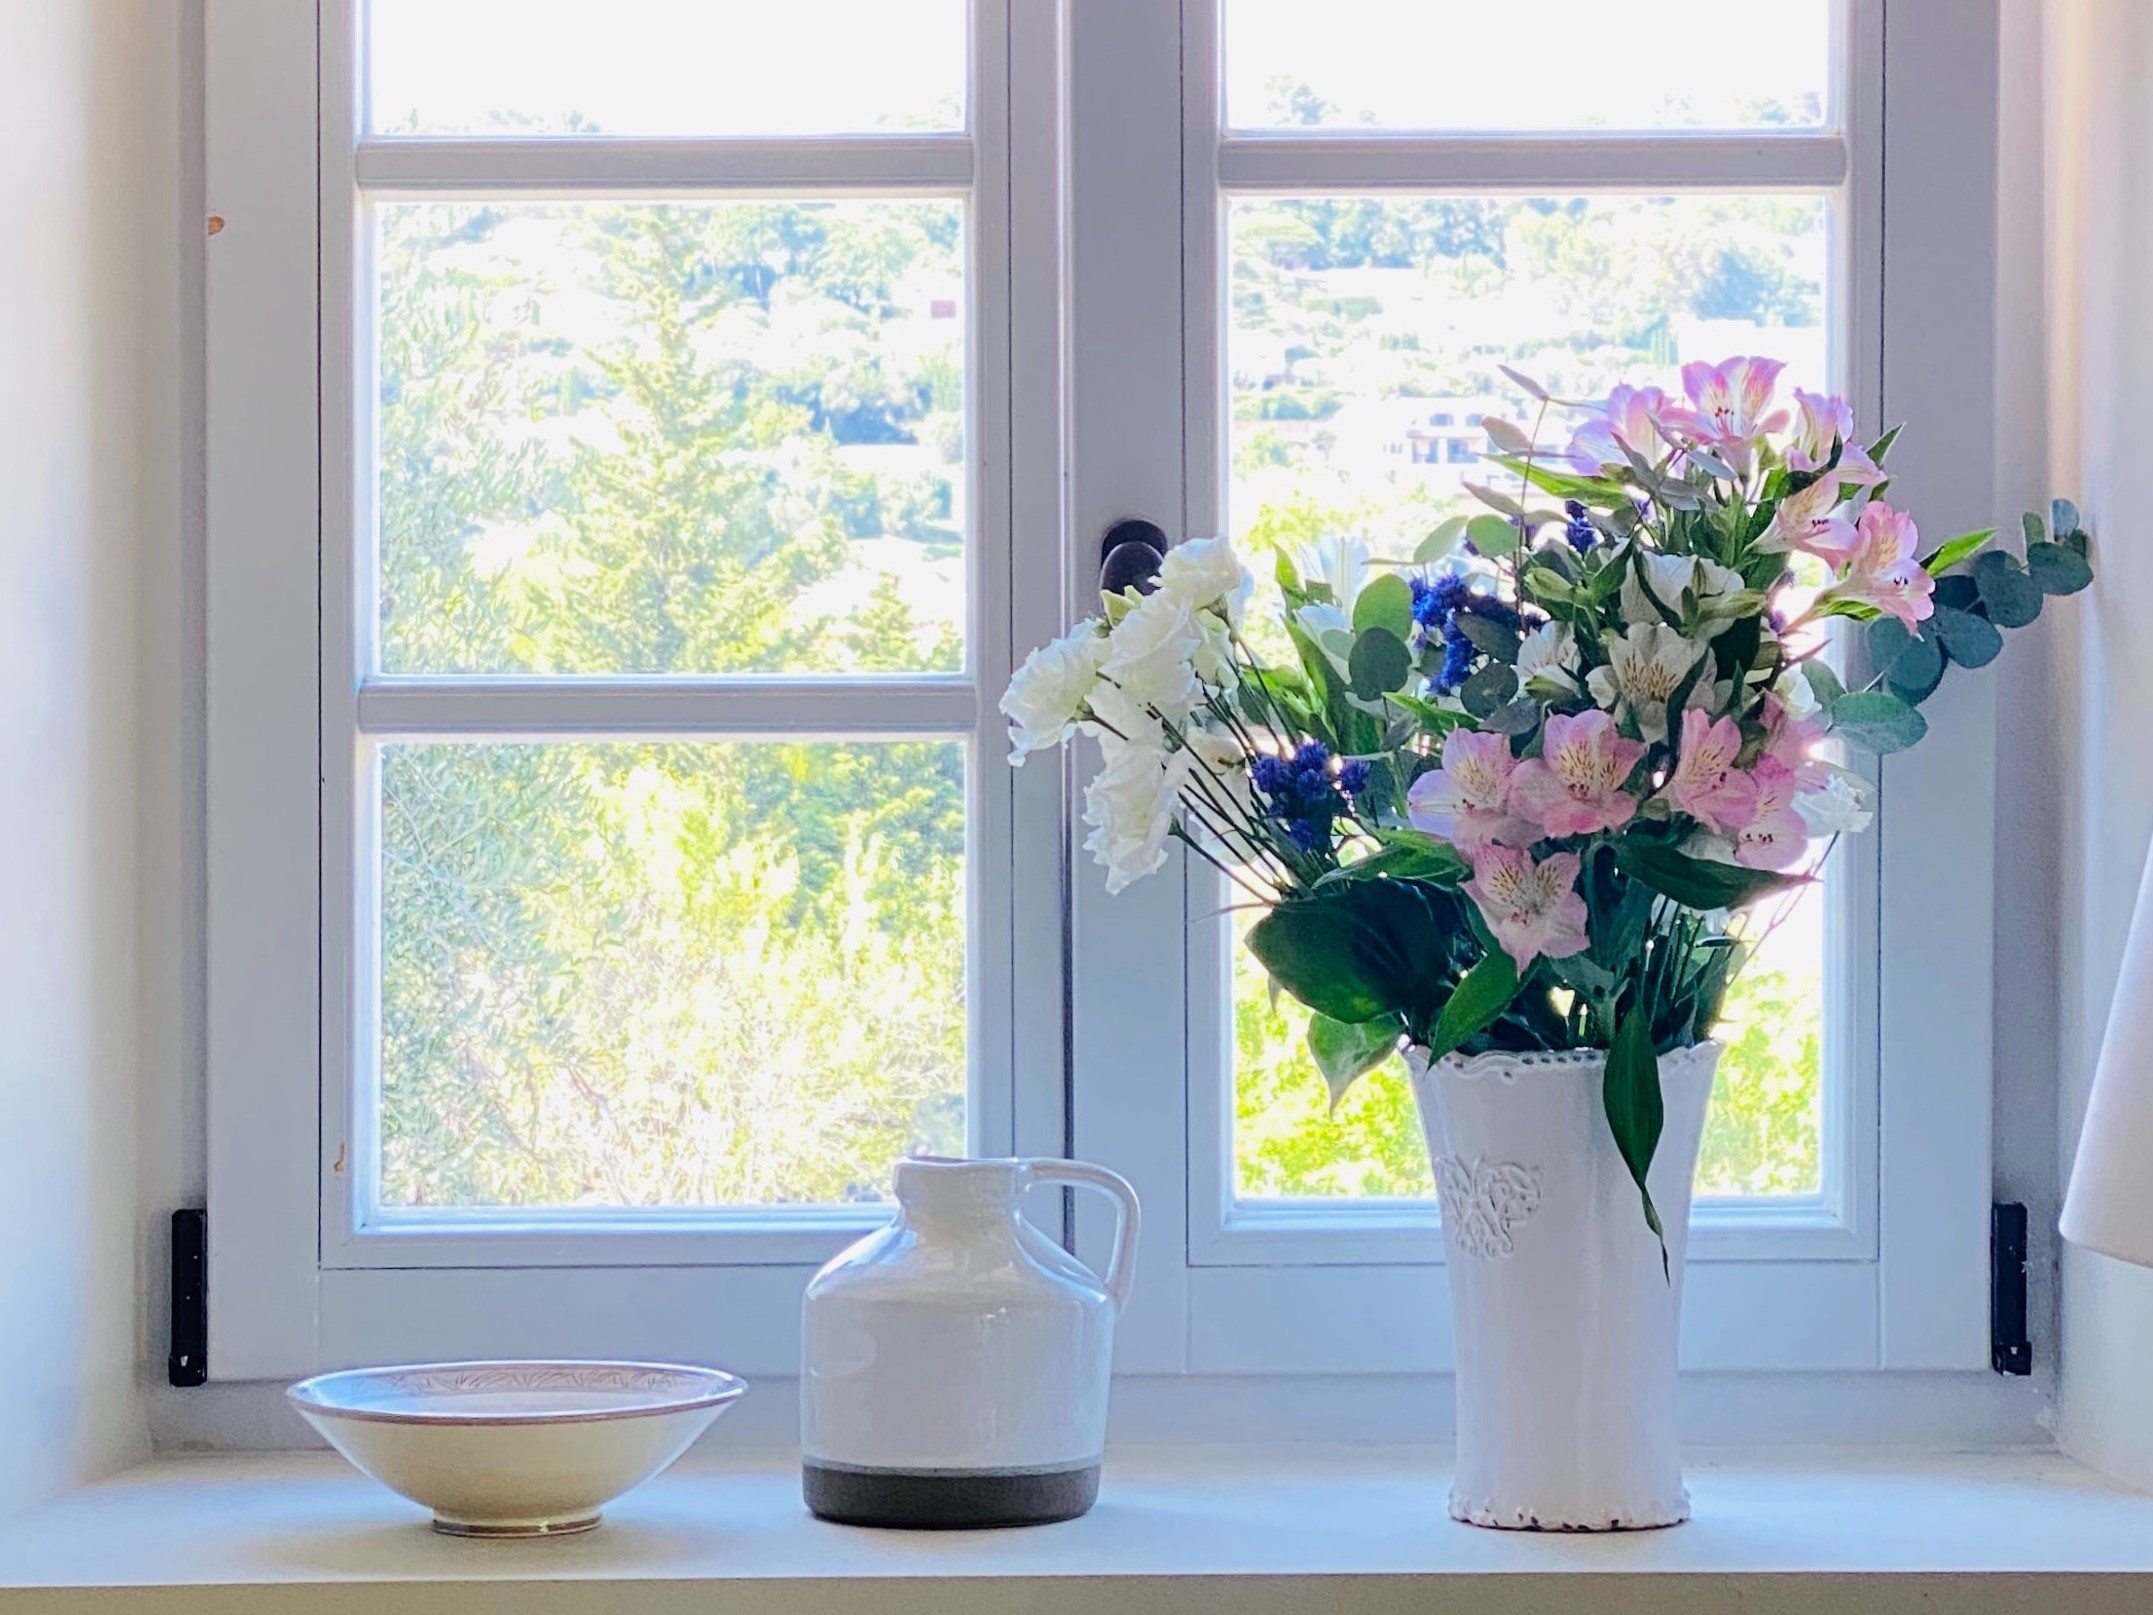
[[1003, 355, 2093, 1530]]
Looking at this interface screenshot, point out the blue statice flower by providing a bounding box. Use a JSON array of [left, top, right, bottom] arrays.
[[1564, 499, 1597, 553], [1252, 741, 1352, 855], [1338, 758, 1373, 796]]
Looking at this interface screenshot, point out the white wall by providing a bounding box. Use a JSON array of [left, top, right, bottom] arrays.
[[0, 0, 187, 1510], [2046, 0, 2153, 1490]]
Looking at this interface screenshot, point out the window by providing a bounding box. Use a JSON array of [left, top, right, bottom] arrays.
[[210, 0, 2002, 1391]]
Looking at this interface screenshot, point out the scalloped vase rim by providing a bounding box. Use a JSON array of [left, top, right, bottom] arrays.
[[1410, 1039, 1723, 1081]]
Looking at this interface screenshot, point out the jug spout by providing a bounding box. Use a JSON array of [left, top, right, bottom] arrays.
[[892, 1156, 1026, 1224]]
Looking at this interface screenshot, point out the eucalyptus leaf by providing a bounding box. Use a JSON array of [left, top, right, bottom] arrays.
[[2022, 511, 2046, 551], [1417, 515, 1470, 563], [1799, 659, 1846, 708], [1460, 660, 1517, 719], [1932, 573, 1980, 613], [1974, 550, 2044, 628], [2052, 497, 2081, 538], [1465, 514, 1519, 558], [1353, 572, 1416, 640], [2026, 540, 2094, 596], [1868, 616, 1944, 703], [1454, 613, 1522, 663], [1466, 482, 1526, 520], [1830, 689, 1929, 754], [1484, 697, 1543, 736], [1347, 626, 1414, 700], [1930, 604, 2003, 668], [1499, 364, 1550, 401], [1481, 416, 1533, 456]]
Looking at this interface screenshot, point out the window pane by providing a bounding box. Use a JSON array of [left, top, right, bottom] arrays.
[[376, 201, 967, 676], [368, 0, 966, 138], [1225, 0, 1832, 133], [1227, 192, 1830, 1202], [376, 740, 967, 1209]]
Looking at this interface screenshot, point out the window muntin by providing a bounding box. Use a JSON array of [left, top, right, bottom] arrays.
[[367, 0, 968, 139]]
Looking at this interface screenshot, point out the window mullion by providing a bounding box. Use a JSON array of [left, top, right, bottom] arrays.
[[354, 678, 979, 738], [1216, 132, 1849, 192], [354, 133, 976, 195]]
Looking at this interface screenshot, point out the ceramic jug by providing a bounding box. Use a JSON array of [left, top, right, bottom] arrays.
[[800, 1155, 1139, 1528]]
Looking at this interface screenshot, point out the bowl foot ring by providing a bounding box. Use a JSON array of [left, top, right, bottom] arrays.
[[432, 1513, 602, 1539]]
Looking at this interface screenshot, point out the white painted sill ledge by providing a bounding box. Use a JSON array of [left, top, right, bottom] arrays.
[[1, 1447, 2150, 1613]]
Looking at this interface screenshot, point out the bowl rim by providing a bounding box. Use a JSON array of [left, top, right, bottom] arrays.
[[286, 1358, 748, 1428]]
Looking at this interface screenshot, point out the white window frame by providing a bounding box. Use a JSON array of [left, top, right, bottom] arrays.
[[208, 0, 2005, 1391], [1069, 0, 2003, 1379], [206, 0, 1070, 1380]]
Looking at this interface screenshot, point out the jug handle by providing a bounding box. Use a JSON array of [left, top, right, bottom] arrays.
[[1025, 1160, 1141, 1311]]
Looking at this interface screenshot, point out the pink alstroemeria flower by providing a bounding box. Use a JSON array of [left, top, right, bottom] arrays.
[[1663, 708, 1760, 834], [1406, 728, 1534, 852], [1508, 710, 1646, 839], [1732, 758, 1810, 870], [1678, 356, 1792, 455], [1566, 384, 1678, 475], [1760, 694, 1830, 782], [1464, 845, 1590, 968], [1823, 502, 1936, 629]]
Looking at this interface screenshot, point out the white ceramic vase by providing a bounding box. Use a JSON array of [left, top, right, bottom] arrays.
[[800, 1156, 1139, 1528], [1406, 1040, 1719, 1531]]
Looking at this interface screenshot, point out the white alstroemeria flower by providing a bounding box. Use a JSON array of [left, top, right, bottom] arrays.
[[1297, 536, 1372, 612], [1099, 592, 1203, 724], [1793, 768, 1874, 836], [1292, 601, 1354, 675], [1586, 622, 1708, 743], [1001, 621, 1107, 763], [1082, 736, 1190, 894], [1772, 664, 1822, 723], [1621, 550, 1748, 632], [1157, 537, 1251, 625], [1516, 621, 1581, 698]]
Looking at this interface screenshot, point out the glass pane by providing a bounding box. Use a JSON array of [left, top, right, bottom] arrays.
[[376, 740, 967, 1209], [368, 0, 966, 138], [1225, 0, 1832, 133], [1227, 192, 1831, 1202], [376, 200, 967, 676]]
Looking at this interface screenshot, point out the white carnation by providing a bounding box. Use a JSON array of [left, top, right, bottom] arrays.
[[1082, 736, 1189, 894], [1158, 537, 1250, 622], [1099, 592, 1204, 723], [1000, 622, 1106, 763]]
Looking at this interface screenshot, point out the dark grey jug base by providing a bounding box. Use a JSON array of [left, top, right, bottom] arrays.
[[803, 1460, 1101, 1529]]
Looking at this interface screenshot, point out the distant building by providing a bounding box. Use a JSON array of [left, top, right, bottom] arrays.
[[1322, 395, 1525, 491]]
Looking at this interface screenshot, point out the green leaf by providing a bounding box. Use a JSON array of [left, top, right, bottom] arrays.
[[1424, 949, 1520, 1063], [1353, 573, 1416, 640], [1930, 604, 2003, 668], [1867, 423, 1902, 464], [1800, 658, 1846, 708], [1315, 830, 1469, 890], [1459, 660, 1516, 720], [1830, 689, 1929, 754], [1921, 528, 1995, 574], [1612, 839, 1808, 912], [2026, 540, 2094, 596], [1974, 550, 2044, 628], [1465, 514, 1519, 559], [1245, 896, 1396, 1025], [1307, 1013, 1402, 1109], [1348, 626, 1413, 699], [1603, 1009, 1667, 1261], [1868, 616, 1943, 704], [1453, 612, 1522, 663], [1417, 515, 1471, 564]]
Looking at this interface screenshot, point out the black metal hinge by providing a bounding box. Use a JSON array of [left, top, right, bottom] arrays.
[[1991, 1202, 2032, 1376], [168, 1209, 207, 1387]]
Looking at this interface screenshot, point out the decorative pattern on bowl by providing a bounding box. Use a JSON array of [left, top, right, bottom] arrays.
[[287, 1359, 747, 1536]]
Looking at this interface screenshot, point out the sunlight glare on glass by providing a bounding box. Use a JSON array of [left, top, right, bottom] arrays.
[[1225, 0, 1833, 133], [368, 0, 967, 138]]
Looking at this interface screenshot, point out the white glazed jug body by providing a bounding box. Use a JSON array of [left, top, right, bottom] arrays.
[[800, 1156, 1139, 1527]]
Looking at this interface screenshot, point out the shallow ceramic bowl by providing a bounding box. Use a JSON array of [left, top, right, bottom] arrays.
[[287, 1360, 747, 1537]]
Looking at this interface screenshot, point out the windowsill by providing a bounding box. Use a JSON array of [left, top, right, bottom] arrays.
[[0, 1447, 2148, 1610]]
